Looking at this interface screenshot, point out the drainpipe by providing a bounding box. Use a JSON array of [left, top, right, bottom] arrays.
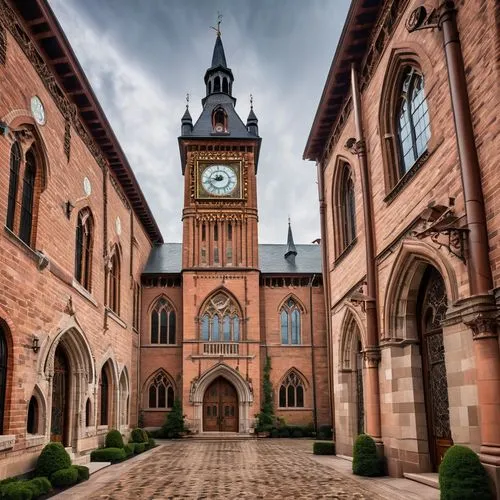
[[438, 2, 500, 468], [350, 63, 381, 441], [317, 161, 335, 436], [309, 274, 318, 433]]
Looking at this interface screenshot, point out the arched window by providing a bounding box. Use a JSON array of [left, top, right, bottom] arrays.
[[75, 208, 93, 291], [397, 67, 430, 176], [6, 142, 21, 230], [199, 292, 241, 342], [0, 322, 8, 433], [119, 371, 129, 426], [85, 398, 91, 427], [99, 367, 109, 426], [108, 248, 120, 314], [340, 163, 356, 250], [214, 76, 221, 92], [279, 371, 305, 408], [280, 298, 301, 345], [222, 78, 229, 93], [19, 149, 36, 245], [147, 371, 174, 409], [27, 396, 38, 434], [212, 107, 227, 133], [151, 298, 176, 344]]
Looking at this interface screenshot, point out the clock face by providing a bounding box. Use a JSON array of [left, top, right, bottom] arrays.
[[30, 96, 45, 125], [201, 164, 237, 196]]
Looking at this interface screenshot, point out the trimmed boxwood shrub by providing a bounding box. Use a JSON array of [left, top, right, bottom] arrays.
[[35, 442, 71, 478], [90, 447, 126, 462], [270, 428, 279, 438], [439, 445, 492, 499], [313, 441, 336, 455], [352, 434, 383, 477], [50, 467, 78, 488], [134, 442, 146, 454], [278, 427, 290, 438], [130, 428, 148, 443], [146, 438, 156, 450], [1, 481, 34, 500], [72, 465, 89, 482], [290, 427, 304, 438], [124, 444, 134, 457], [105, 429, 124, 449], [26, 477, 52, 497]]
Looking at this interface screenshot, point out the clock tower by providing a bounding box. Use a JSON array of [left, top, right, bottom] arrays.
[[177, 30, 262, 433]]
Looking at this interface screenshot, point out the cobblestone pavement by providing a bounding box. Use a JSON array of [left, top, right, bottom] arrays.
[[89, 439, 384, 499]]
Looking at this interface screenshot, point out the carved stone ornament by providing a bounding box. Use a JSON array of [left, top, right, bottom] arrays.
[[464, 313, 498, 340], [363, 347, 381, 368], [64, 295, 75, 316]]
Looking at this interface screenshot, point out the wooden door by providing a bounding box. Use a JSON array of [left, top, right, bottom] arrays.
[[418, 267, 453, 470], [203, 377, 238, 432], [51, 346, 69, 444]]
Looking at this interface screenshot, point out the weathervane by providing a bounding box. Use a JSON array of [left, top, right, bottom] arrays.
[[250, 94, 254, 110], [186, 93, 190, 109], [210, 12, 223, 37]]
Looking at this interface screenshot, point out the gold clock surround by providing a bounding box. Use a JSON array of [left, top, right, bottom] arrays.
[[194, 156, 245, 200]]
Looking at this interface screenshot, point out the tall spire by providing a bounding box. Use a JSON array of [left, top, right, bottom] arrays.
[[285, 219, 298, 261], [211, 33, 228, 69]]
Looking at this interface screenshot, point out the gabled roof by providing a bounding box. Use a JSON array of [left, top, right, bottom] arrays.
[[8, 0, 163, 244], [142, 243, 322, 275]]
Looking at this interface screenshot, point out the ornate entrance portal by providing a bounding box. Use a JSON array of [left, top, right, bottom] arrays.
[[203, 377, 238, 432], [418, 266, 453, 470], [51, 345, 69, 444]]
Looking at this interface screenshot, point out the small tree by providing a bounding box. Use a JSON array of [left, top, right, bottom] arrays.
[[255, 356, 274, 432], [161, 399, 185, 438], [352, 434, 383, 477]]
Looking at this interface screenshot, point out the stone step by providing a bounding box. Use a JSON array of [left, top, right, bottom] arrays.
[[87, 461, 111, 475], [403, 472, 440, 490], [186, 432, 254, 441]]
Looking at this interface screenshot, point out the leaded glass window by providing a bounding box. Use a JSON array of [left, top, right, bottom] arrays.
[[19, 149, 36, 245], [109, 249, 120, 314], [75, 208, 93, 291], [280, 298, 301, 345], [397, 67, 430, 176], [340, 163, 356, 250], [151, 298, 176, 344], [279, 371, 305, 408], [199, 292, 242, 341], [6, 142, 20, 231], [148, 372, 174, 409]]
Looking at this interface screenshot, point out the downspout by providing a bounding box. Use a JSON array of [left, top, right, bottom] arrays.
[[309, 274, 319, 432], [350, 64, 382, 441], [317, 161, 335, 435], [438, 2, 500, 468]]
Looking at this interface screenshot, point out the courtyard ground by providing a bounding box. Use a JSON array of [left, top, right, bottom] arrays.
[[53, 439, 439, 499]]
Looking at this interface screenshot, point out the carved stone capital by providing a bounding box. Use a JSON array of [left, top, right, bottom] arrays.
[[363, 347, 381, 368], [464, 313, 498, 340]]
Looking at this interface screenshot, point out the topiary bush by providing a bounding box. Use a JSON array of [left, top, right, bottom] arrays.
[[26, 477, 52, 497], [134, 442, 146, 454], [50, 467, 78, 488], [318, 424, 333, 440], [270, 428, 279, 438], [124, 444, 134, 457], [146, 438, 156, 450], [0, 481, 34, 500], [313, 441, 336, 455], [105, 429, 124, 449], [71, 465, 89, 482], [278, 426, 290, 438], [130, 428, 148, 443], [439, 445, 492, 500], [35, 442, 71, 478], [352, 434, 383, 477], [303, 423, 315, 438], [290, 427, 304, 438], [90, 447, 126, 462]]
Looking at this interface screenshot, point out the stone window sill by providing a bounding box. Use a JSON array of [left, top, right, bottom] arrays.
[[143, 408, 172, 412], [106, 308, 127, 329], [333, 237, 357, 268], [277, 407, 313, 411], [0, 435, 16, 451], [3, 226, 43, 267], [141, 344, 180, 348], [25, 434, 46, 448], [72, 279, 98, 307]]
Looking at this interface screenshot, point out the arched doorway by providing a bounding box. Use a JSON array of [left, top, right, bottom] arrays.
[[203, 377, 238, 432], [417, 266, 453, 470], [51, 345, 69, 444]]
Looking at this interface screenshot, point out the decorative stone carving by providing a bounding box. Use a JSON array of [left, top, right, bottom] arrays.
[[464, 313, 498, 340], [363, 347, 381, 368]]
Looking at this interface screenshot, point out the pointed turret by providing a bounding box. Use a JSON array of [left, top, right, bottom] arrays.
[[246, 105, 258, 136], [285, 220, 298, 263], [211, 33, 228, 69], [181, 105, 193, 135], [204, 33, 234, 100]]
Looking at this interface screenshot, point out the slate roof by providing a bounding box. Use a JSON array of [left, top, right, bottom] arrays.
[[142, 243, 322, 275], [211, 34, 228, 69]]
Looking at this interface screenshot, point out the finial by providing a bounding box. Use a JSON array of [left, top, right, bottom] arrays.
[[210, 12, 223, 37], [288, 215, 291, 225], [186, 93, 190, 109], [250, 94, 254, 110]]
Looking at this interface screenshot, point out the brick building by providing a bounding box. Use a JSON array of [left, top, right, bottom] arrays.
[[0, 0, 330, 478], [304, 0, 500, 494]]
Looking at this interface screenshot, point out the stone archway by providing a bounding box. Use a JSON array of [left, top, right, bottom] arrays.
[[190, 364, 253, 434]]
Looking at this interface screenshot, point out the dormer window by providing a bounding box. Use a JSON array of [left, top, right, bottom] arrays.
[[212, 107, 227, 133]]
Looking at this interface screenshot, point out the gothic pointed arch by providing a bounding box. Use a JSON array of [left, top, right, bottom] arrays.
[[149, 295, 177, 345], [198, 289, 243, 342], [108, 243, 122, 314], [119, 367, 130, 426], [27, 384, 47, 435], [278, 295, 304, 345], [383, 240, 458, 341], [339, 308, 365, 371], [379, 46, 435, 193], [278, 368, 307, 408], [74, 207, 94, 291], [143, 368, 176, 410], [0, 318, 12, 434]]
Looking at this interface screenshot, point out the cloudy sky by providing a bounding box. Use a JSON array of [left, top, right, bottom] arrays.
[[48, 0, 350, 244]]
